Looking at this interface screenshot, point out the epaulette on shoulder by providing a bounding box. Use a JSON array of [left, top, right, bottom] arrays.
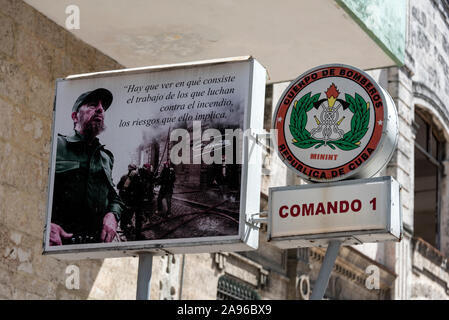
[[56, 134, 68, 144], [102, 148, 115, 162]]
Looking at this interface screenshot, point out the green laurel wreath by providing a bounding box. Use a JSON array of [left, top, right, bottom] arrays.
[[289, 92, 370, 150]]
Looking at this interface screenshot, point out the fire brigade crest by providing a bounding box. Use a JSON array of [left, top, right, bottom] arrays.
[[289, 83, 370, 151]]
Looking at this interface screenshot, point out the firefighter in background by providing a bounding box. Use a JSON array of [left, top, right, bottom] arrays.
[[139, 163, 155, 202], [117, 164, 145, 238], [157, 160, 176, 217], [211, 154, 229, 200]]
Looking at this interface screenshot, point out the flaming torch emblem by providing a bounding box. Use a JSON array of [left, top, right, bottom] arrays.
[[326, 83, 339, 109], [289, 82, 370, 150]]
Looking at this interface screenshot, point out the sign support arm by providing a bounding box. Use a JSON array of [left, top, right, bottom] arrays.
[[310, 240, 341, 300], [136, 252, 153, 300]]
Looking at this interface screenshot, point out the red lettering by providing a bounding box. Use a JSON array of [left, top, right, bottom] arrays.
[[290, 204, 300, 217], [316, 202, 325, 215], [351, 199, 362, 212], [370, 197, 377, 210], [278, 199, 365, 218], [302, 203, 314, 216], [340, 201, 349, 213], [327, 201, 338, 214], [279, 205, 289, 218]]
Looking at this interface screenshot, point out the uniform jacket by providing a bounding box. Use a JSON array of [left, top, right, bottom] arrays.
[[51, 131, 123, 236], [117, 169, 145, 207]]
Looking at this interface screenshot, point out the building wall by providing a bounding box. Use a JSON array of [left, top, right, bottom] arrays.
[[0, 0, 142, 299], [338, 0, 449, 300], [377, 0, 449, 300], [405, 0, 449, 299], [409, 0, 449, 256]]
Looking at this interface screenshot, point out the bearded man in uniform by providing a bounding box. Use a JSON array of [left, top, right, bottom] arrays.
[[50, 88, 124, 246]]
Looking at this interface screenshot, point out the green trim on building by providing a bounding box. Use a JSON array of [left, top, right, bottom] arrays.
[[336, 0, 406, 66]]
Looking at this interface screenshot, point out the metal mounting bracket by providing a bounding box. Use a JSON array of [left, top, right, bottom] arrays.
[[247, 131, 275, 151], [247, 211, 268, 227]]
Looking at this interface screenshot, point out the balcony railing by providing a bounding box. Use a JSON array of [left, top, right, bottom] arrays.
[[412, 237, 449, 298]]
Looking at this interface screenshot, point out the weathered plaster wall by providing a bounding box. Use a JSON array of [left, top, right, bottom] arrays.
[[337, 0, 406, 65], [0, 0, 142, 299]]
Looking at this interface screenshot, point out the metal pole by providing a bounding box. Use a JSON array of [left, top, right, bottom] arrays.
[[136, 252, 153, 300], [310, 240, 342, 300]]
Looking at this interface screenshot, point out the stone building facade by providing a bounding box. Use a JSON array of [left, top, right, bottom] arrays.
[[1, 0, 449, 300]]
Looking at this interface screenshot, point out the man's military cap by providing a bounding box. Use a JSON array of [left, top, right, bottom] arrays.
[[72, 88, 113, 113]]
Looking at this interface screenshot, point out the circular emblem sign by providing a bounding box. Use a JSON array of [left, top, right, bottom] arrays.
[[273, 64, 398, 183]]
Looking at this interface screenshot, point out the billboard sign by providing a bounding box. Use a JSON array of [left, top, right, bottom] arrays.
[[43, 56, 266, 259], [268, 176, 402, 248], [272, 64, 398, 182]]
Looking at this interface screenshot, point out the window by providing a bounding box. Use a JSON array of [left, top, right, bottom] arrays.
[[217, 275, 261, 300], [414, 111, 445, 249]]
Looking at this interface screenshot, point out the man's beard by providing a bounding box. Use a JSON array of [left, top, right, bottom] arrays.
[[81, 116, 106, 138]]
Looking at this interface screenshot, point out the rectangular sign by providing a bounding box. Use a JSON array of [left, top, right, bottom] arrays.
[[43, 56, 266, 259], [268, 176, 402, 248]]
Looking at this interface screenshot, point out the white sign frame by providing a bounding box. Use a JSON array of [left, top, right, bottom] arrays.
[[43, 56, 266, 259], [267, 176, 402, 249]]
